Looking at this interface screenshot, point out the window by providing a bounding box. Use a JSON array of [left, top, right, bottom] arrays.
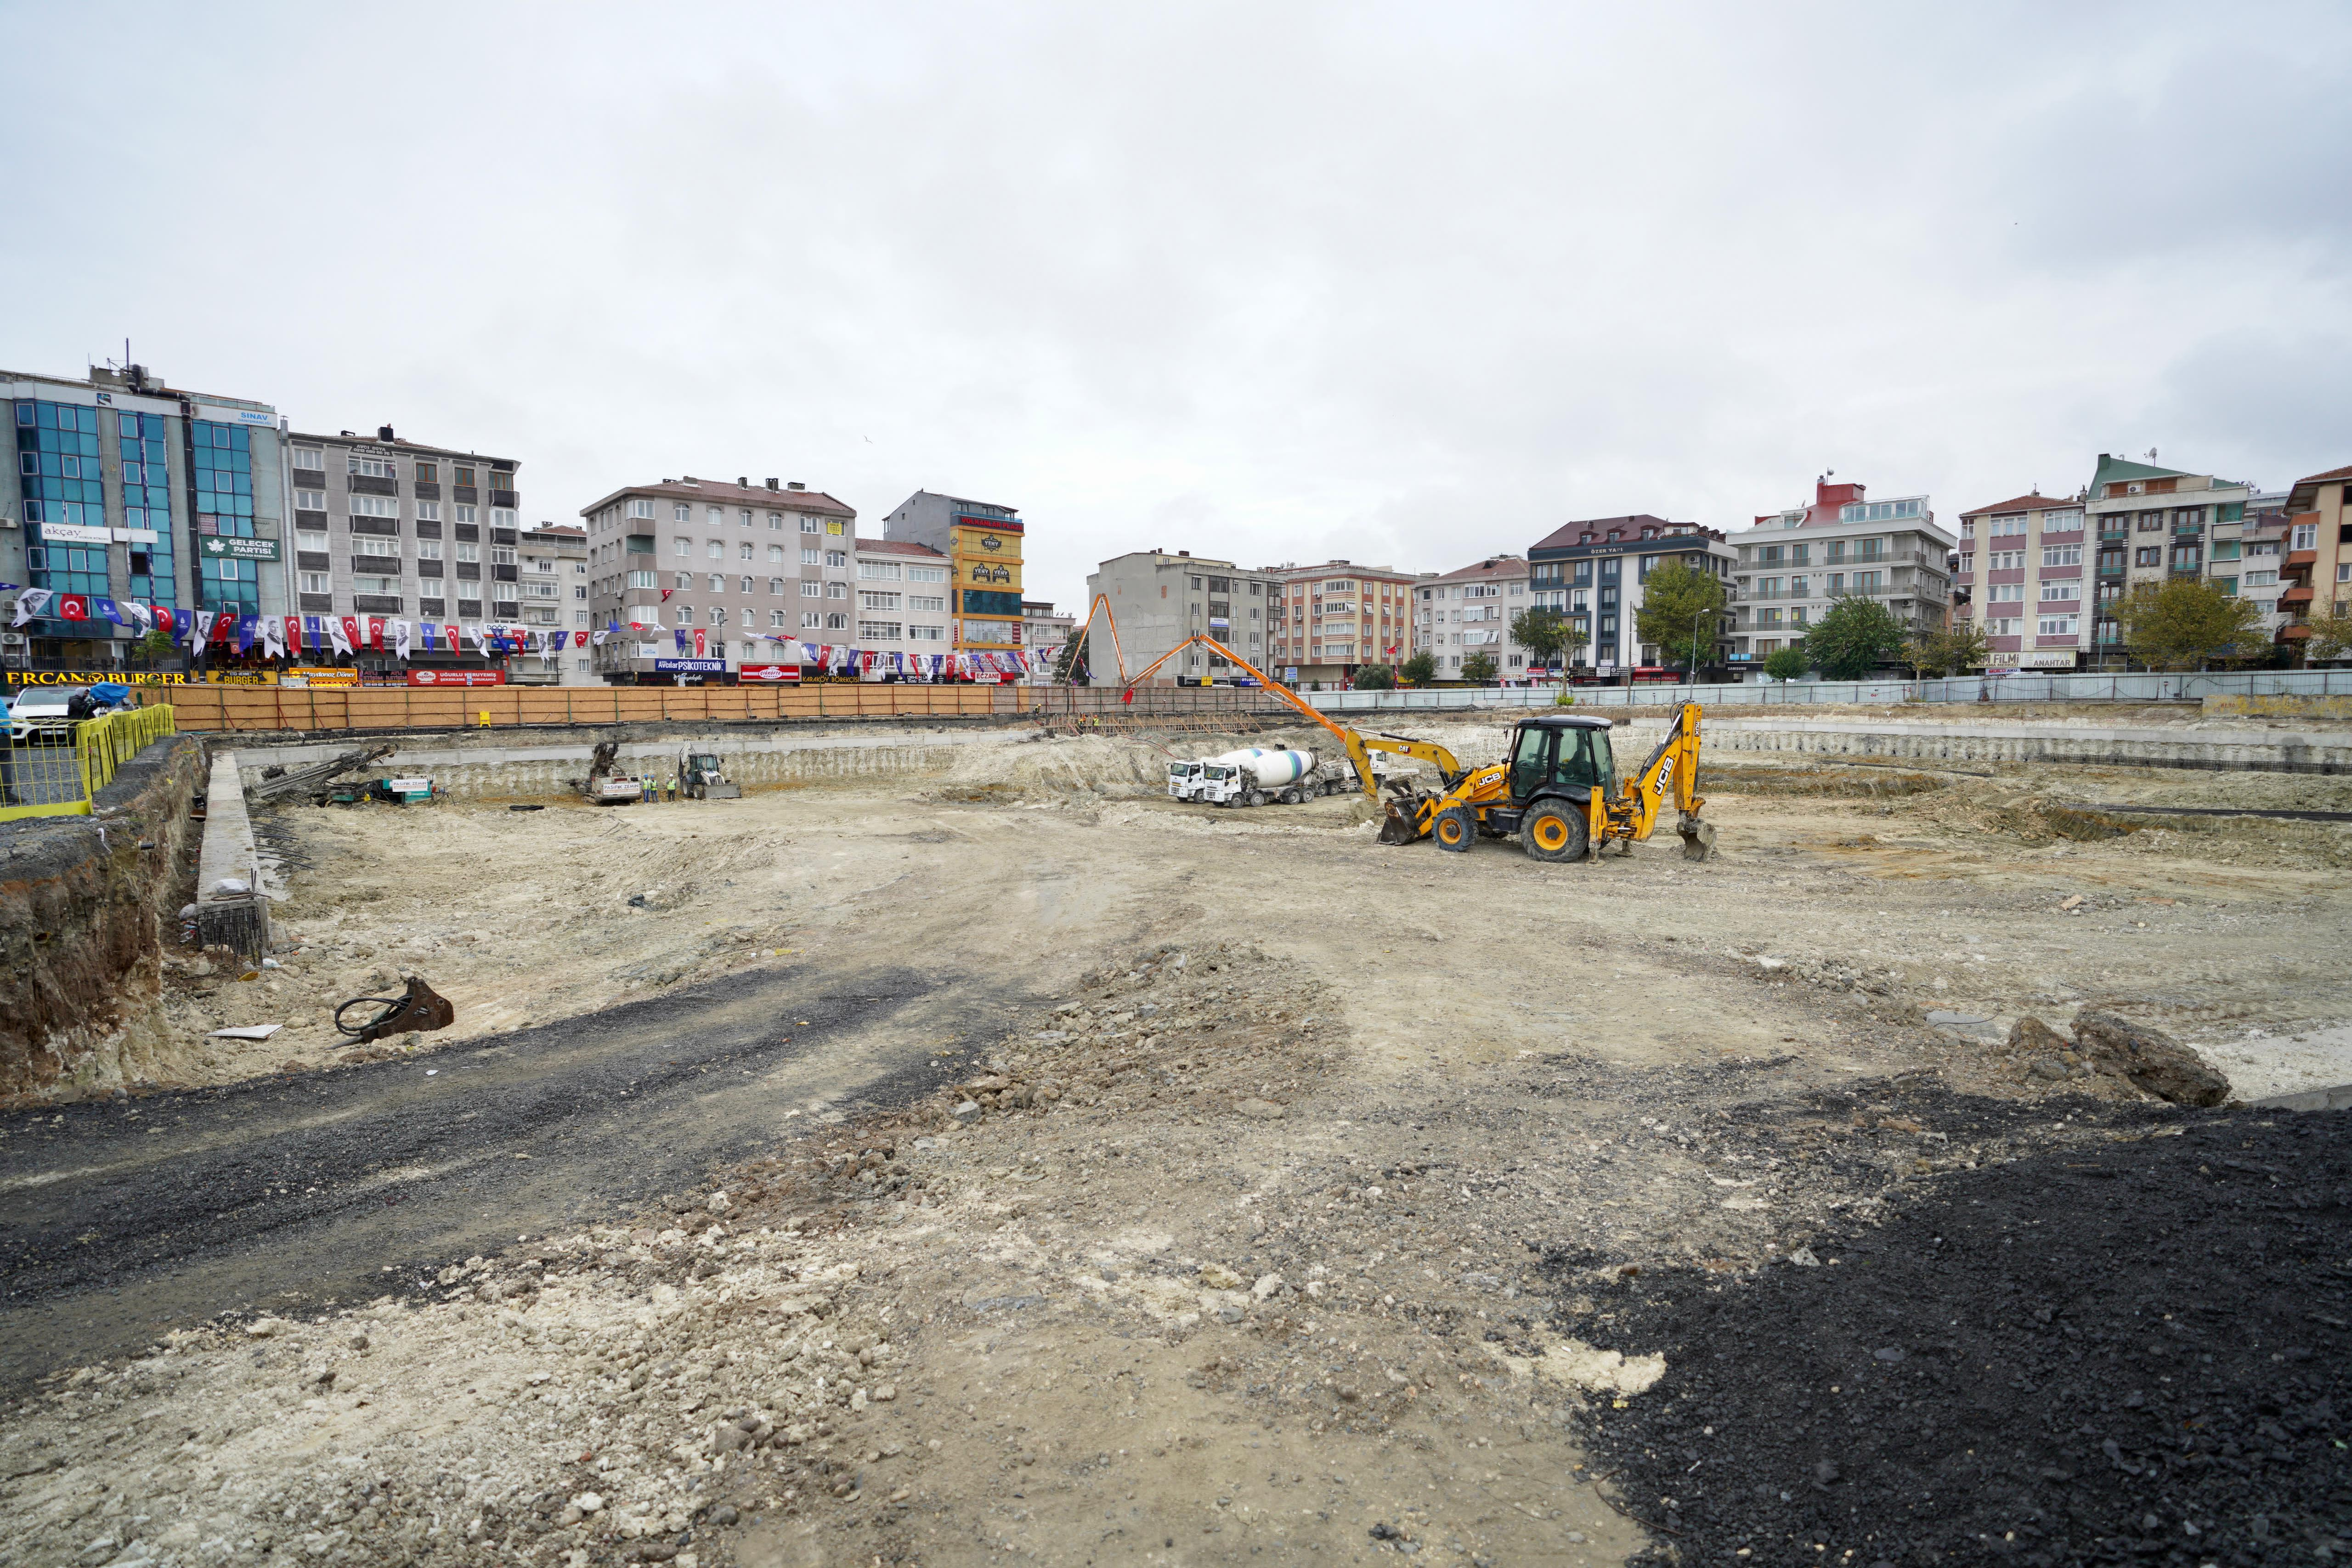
[[908, 594, 945, 613], [628, 499, 654, 519], [675, 571, 693, 590], [707, 573, 724, 592], [800, 515, 821, 534], [349, 495, 399, 519], [707, 539, 724, 559], [2171, 545, 2201, 570], [2293, 523, 2319, 552], [348, 456, 395, 479], [908, 623, 945, 641], [2038, 582, 2077, 601], [1987, 582, 2023, 602], [737, 575, 752, 593], [2242, 570, 2278, 587], [705, 507, 723, 526], [827, 519, 845, 536], [1987, 618, 2021, 636], [860, 590, 902, 610], [416, 539, 443, 560], [770, 609, 789, 627], [296, 528, 329, 553], [859, 620, 902, 640], [825, 612, 848, 631], [826, 581, 847, 599], [858, 560, 904, 580], [801, 581, 822, 598], [1987, 516, 2028, 538], [2135, 546, 2162, 567], [674, 537, 692, 556], [2040, 508, 2085, 531], [711, 607, 729, 626], [738, 509, 753, 528], [453, 505, 476, 524], [2137, 512, 2165, 533], [825, 550, 847, 568], [2041, 545, 2081, 567], [490, 508, 515, 528], [299, 572, 331, 595], [293, 488, 326, 512], [491, 545, 517, 566], [673, 504, 691, 522], [769, 577, 786, 595], [627, 570, 657, 589], [768, 513, 783, 530], [293, 447, 325, 472], [767, 543, 786, 563], [2037, 615, 2078, 637], [801, 611, 822, 629]]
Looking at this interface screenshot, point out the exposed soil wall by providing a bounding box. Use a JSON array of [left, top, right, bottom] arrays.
[[0, 735, 209, 1101]]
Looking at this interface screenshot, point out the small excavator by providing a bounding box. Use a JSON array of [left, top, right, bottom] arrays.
[[1109, 635, 1712, 863], [1375, 700, 1714, 862]]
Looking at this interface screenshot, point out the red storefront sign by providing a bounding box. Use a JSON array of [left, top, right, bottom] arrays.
[[738, 663, 802, 682], [406, 669, 507, 687]]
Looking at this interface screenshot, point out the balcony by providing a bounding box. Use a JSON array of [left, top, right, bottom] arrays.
[[2279, 584, 2315, 607], [489, 490, 518, 509], [413, 481, 441, 501], [349, 516, 399, 537], [348, 474, 399, 498], [453, 486, 479, 505]]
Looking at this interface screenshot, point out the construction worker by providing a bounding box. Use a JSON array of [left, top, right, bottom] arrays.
[[664, 773, 678, 804], [640, 774, 656, 805]]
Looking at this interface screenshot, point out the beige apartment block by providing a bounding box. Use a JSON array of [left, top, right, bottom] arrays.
[[1084, 550, 1276, 683], [851, 537, 954, 677], [1261, 559, 1425, 686], [510, 522, 594, 685], [1727, 480, 1953, 669], [2084, 454, 2253, 666], [583, 476, 855, 682], [1950, 491, 2087, 671], [1414, 555, 1536, 679]]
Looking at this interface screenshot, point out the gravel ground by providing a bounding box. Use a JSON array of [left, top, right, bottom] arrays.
[[1569, 1105, 2352, 1565]]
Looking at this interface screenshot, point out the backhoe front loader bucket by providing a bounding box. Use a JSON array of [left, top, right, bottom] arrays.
[[1378, 798, 1425, 845], [1677, 812, 1716, 862]]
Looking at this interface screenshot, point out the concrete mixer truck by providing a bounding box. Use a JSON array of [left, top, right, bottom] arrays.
[[1166, 746, 1383, 807]]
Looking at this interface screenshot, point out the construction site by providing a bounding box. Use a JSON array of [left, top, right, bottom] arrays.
[[3, 682, 2350, 1568]]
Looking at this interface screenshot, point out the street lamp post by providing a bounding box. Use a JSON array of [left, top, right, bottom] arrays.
[[1689, 604, 1723, 686]]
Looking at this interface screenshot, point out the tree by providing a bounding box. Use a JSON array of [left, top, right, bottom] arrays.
[[1460, 651, 1498, 684], [1801, 595, 1908, 680], [1633, 560, 1729, 671], [1762, 646, 1809, 682], [133, 627, 177, 670], [2304, 607, 2352, 663], [2110, 579, 2267, 670], [1052, 633, 1091, 684], [1398, 650, 1438, 687], [1902, 621, 1991, 678], [1352, 664, 1396, 690], [1509, 606, 1586, 671]]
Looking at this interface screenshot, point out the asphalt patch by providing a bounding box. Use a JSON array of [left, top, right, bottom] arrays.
[[1569, 1109, 2352, 1564]]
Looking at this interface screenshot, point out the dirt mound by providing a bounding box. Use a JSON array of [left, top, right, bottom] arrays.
[[1569, 1110, 2352, 1562]]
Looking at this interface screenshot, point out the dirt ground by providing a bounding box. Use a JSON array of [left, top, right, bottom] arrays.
[[6, 715, 2351, 1567]]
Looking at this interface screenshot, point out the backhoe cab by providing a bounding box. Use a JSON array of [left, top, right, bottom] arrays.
[[1377, 702, 1714, 863]]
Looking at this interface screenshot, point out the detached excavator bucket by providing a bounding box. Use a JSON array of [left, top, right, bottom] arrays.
[[1677, 812, 1717, 862]]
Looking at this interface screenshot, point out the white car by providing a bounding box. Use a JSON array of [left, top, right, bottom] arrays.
[[7, 685, 123, 742]]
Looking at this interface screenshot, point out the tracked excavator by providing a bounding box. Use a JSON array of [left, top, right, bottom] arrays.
[[1109, 635, 1711, 862]]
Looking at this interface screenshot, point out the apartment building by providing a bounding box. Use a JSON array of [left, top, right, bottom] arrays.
[[1084, 550, 1276, 682], [1950, 491, 2086, 671], [1725, 481, 1952, 669], [881, 491, 1027, 659], [286, 425, 519, 675], [510, 523, 594, 686], [2084, 454, 2254, 665], [2214, 491, 2292, 644], [583, 476, 856, 682], [1022, 600, 1075, 685], [1525, 517, 1737, 672], [3, 363, 287, 670], [1262, 560, 1423, 685], [851, 538, 954, 677], [1414, 555, 1535, 678], [2280, 463, 2352, 649]]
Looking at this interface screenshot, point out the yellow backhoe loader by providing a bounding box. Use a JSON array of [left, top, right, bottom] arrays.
[[1108, 636, 1710, 862], [1375, 701, 1714, 862]]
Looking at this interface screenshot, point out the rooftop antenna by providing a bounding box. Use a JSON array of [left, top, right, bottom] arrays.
[[2146, 448, 2158, 462]]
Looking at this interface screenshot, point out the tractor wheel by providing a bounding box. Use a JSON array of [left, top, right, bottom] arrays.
[[1522, 802, 1588, 863], [1432, 804, 1476, 853]]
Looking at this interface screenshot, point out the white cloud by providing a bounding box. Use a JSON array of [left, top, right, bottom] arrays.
[[5, 0, 2346, 615]]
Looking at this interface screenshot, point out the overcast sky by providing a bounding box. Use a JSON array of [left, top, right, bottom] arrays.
[[6, 2, 2348, 612]]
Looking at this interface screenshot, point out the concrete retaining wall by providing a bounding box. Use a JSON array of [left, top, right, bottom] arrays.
[[0, 735, 209, 1101], [229, 725, 1018, 802], [194, 750, 270, 961], [2204, 694, 2352, 721], [1611, 716, 2352, 773]]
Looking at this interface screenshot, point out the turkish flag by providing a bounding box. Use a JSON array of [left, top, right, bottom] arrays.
[[212, 613, 237, 643], [340, 615, 362, 651], [573, 630, 587, 648], [693, 627, 707, 657], [366, 616, 385, 651], [152, 606, 176, 635], [283, 615, 305, 652], [58, 594, 88, 621], [443, 624, 459, 653]]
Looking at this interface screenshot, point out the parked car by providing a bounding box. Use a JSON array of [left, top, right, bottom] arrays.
[[7, 683, 130, 742]]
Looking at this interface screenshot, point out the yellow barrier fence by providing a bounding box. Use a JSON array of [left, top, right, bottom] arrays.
[[0, 704, 178, 822]]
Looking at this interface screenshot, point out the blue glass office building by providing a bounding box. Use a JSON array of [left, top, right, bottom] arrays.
[[2, 365, 286, 668]]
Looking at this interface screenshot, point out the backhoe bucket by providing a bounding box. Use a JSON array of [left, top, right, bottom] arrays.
[[1677, 812, 1716, 862], [1377, 801, 1424, 845]]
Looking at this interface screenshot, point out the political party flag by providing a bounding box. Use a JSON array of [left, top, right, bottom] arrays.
[[234, 615, 257, 653], [95, 597, 126, 626], [674, 627, 690, 654]]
